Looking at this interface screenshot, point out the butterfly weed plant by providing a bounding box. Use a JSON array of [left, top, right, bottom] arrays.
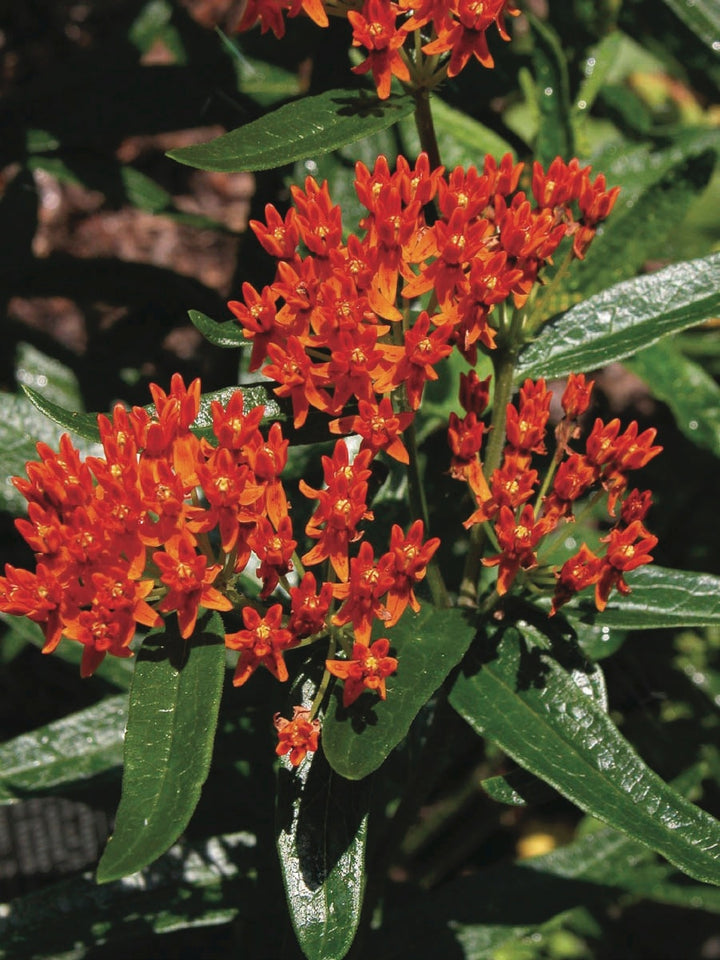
[[1, 2, 720, 958]]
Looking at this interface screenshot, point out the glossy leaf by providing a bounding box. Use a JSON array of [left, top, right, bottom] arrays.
[[560, 565, 720, 630], [625, 338, 720, 457], [96, 611, 226, 883], [449, 624, 720, 884], [189, 309, 245, 348], [277, 746, 369, 960], [323, 606, 477, 780], [0, 694, 126, 803], [517, 252, 720, 381], [167, 89, 414, 172], [528, 14, 573, 164]]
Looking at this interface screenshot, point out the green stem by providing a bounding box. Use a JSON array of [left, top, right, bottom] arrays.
[[458, 345, 518, 605], [413, 87, 441, 171]]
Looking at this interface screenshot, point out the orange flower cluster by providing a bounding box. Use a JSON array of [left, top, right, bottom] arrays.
[[236, 0, 519, 99], [0, 373, 442, 765], [455, 374, 661, 611], [229, 152, 619, 445], [0, 376, 294, 677]]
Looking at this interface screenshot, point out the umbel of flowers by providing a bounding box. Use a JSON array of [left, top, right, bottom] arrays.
[[0, 154, 658, 768], [237, 0, 521, 99]]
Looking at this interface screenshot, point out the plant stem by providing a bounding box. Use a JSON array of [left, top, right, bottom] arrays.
[[458, 345, 518, 604], [413, 87, 441, 170]]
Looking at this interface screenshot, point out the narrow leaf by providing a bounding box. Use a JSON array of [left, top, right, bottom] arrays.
[[277, 747, 369, 960], [449, 624, 720, 884], [167, 89, 414, 173], [189, 309, 245, 348], [625, 338, 720, 457], [0, 694, 126, 803], [517, 253, 720, 381], [96, 611, 226, 883], [559, 565, 720, 630], [322, 606, 477, 780]]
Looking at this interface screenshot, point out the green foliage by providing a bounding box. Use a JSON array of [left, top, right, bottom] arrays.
[[96, 612, 226, 883]]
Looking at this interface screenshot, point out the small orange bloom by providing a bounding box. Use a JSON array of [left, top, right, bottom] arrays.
[[226, 604, 296, 686], [274, 706, 321, 767], [326, 638, 398, 707]]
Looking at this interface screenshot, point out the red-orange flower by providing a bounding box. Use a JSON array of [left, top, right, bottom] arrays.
[[225, 604, 296, 686], [274, 706, 321, 766], [326, 638, 398, 707]]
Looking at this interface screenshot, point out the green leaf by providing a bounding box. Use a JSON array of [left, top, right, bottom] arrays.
[[517, 252, 720, 381], [449, 623, 720, 884], [559, 565, 720, 631], [189, 309, 245, 348], [96, 611, 226, 883], [217, 30, 301, 106], [661, 0, 720, 51], [480, 767, 556, 807], [527, 14, 573, 164], [167, 89, 415, 173], [0, 694, 126, 803], [625, 338, 720, 457], [20, 385, 101, 443], [277, 747, 369, 960], [322, 606, 477, 780]]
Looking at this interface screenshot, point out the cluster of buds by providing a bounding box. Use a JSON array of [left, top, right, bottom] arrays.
[[452, 373, 661, 613], [0, 375, 439, 765], [237, 1, 519, 98], [230, 152, 619, 452]]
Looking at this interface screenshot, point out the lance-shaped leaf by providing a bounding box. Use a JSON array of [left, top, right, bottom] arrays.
[[277, 746, 369, 960], [96, 611, 226, 883], [167, 89, 414, 173], [0, 694, 126, 803], [517, 252, 720, 381], [189, 309, 245, 348], [322, 606, 477, 781], [625, 338, 720, 457], [558, 565, 720, 631], [449, 623, 720, 884]]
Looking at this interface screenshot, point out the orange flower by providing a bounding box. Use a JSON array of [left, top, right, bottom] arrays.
[[274, 706, 321, 767], [226, 604, 296, 686], [348, 0, 410, 100], [154, 537, 232, 638], [326, 638, 398, 707]]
